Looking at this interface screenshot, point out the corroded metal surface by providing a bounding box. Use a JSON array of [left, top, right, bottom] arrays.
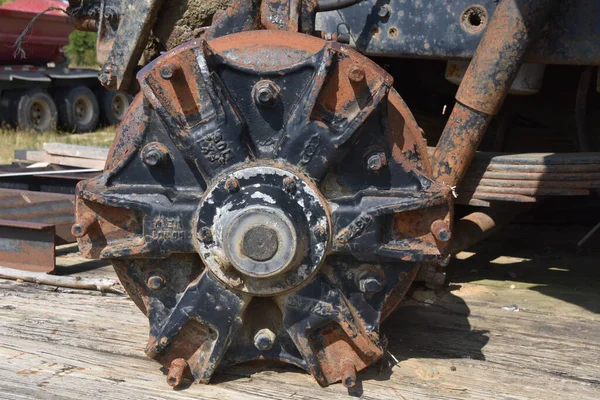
[[432, 0, 557, 187], [0, 189, 75, 272], [74, 30, 451, 388]]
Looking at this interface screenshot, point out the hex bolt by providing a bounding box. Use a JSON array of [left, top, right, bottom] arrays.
[[254, 328, 276, 351], [198, 227, 213, 244], [366, 152, 387, 172], [253, 80, 280, 108], [167, 358, 188, 387], [313, 224, 327, 241], [337, 235, 348, 246], [229, 277, 243, 288], [359, 276, 382, 294], [71, 213, 96, 238], [348, 65, 365, 83], [430, 219, 452, 242], [142, 143, 169, 167], [282, 176, 297, 193], [378, 4, 391, 19], [147, 273, 166, 290], [99, 71, 116, 89], [224, 177, 240, 193], [160, 62, 180, 80], [341, 361, 357, 388]]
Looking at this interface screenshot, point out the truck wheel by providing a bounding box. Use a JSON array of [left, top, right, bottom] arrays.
[[57, 86, 100, 133], [101, 90, 131, 125], [14, 89, 57, 133]]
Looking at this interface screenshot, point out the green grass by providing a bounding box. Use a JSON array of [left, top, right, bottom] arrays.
[[0, 128, 116, 164]]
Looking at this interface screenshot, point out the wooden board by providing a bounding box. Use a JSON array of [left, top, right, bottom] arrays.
[[0, 224, 599, 399], [42, 143, 109, 161], [13, 150, 105, 169]]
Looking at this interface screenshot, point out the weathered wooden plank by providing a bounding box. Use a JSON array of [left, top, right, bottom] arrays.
[[13, 150, 105, 169], [42, 143, 109, 161], [1, 273, 599, 399]]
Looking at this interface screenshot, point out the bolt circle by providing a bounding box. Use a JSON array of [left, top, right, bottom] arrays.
[[348, 65, 365, 83], [147, 273, 166, 290], [253, 80, 280, 108]]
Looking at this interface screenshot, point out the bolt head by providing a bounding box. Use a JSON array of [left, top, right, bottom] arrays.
[[359, 276, 382, 293], [378, 5, 391, 18], [253, 80, 280, 108], [348, 65, 365, 83], [366, 152, 387, 172], [142, 143, 169, 167], [160, 63, 178, 80], [224, 177, 240, 193], [229, 277, 243, 288], [254, 328, 276, 351], [198, 227, 213, 243], [282, 177, 297, 193], [313, 224, 327, 241], [147, 274, 165, 290]]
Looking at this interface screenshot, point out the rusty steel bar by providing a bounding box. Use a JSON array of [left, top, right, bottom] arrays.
[[0, 220, 56, 273], [432, 0, 558, 187], [0, 189, 76, 272], [450, 203, 531, 255]]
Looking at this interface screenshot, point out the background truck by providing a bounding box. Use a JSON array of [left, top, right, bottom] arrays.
[[0, 0, 130, 133]]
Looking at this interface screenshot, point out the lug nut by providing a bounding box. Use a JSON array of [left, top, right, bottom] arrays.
[[160, 62, 180, 80], [224, 177, 240, 193], [198, 227, 213, 244], [348, 65, 365, 83], [147, 273, 165, 290], [431, 219, 451, 242], [283, 176, 297, 193], [142, 142, 169, 167], [254, 328, 276, 351], [359, 276, 382, 294], [253, 80, 280, 108], [167, 358, 188, 387], [366, 152, 387, 172]]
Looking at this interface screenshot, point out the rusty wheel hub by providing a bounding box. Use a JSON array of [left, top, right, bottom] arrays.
[[74, 31, 452, 387]]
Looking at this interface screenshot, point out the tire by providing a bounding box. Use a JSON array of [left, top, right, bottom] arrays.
[[13, 89, 58, 133], [57, 86, 100, 133], [101, 90, 131, 126]]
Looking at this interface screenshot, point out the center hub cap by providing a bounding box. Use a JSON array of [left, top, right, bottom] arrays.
[[194, 164, 330, 295]]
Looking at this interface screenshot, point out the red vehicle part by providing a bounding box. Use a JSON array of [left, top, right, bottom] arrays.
[[0, 0, 72, 65]]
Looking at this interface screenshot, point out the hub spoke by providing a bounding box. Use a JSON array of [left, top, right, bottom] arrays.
[[146, 271, 251, 383]]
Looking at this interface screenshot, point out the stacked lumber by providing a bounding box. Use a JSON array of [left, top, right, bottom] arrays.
[[14, 143, 108, 169]]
